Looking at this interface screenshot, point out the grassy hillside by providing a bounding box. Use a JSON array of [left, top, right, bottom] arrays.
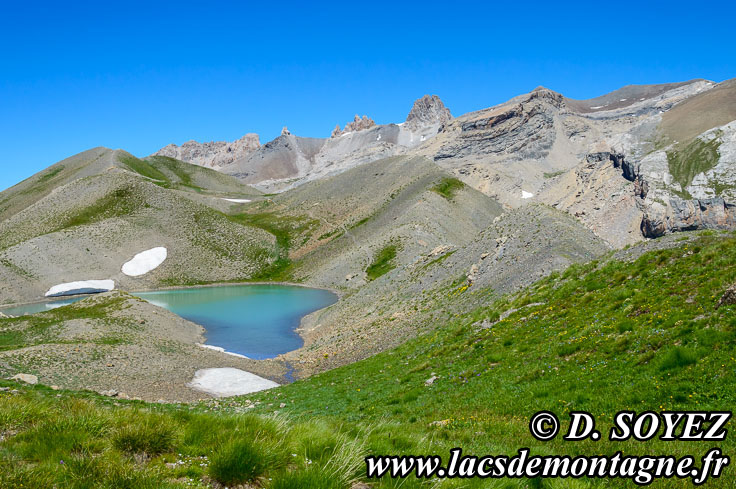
[[1, 231, 733, 488]]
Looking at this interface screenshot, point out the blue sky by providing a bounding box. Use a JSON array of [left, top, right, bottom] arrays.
[[1, 1, 734, 191]]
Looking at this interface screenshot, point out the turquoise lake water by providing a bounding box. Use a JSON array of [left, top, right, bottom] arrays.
[[1, 285, 337, 360], [133, 285, 337, 359]]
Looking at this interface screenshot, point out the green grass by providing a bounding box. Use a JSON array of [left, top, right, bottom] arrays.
[[0, 294, 134, 351], [420, 249, 456, 271], [430, 177, 465, 199], [146, 156, 203, 191], [543, 170, 565, 179], [349, 216, 370, 229], [227, 211, 318, 280], [59, 186, 144, 230], [317, 228, 343, 241], [0, 388, 364, 489], [208, 437, 286, 485], [666, 135, 722, 195], [118, 154, 169, 183], [365, 243, 398, 281], [2, 234, 735, 488]]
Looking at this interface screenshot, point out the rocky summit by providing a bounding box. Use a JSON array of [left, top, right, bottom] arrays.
[[404, 94, 452, 131]]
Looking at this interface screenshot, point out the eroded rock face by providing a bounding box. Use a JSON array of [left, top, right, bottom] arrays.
[[331, 115, 376, 137], [434, 88, 561, 161], [405, 94, 452, 131], [641, 198, 736, 238], [154, 133, 260, 169]]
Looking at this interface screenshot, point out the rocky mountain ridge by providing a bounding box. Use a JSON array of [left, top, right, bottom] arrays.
[[149, 78, 734, 244], [154, 133, 261, 169], [152, 95, 453, 192]]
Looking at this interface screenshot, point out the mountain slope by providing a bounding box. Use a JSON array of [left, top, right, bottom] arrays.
[[0, 150, 275, 305]]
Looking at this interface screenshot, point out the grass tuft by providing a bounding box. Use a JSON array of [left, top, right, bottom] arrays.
[[430, 177, 465, 199], [365, 244, 398, 281]]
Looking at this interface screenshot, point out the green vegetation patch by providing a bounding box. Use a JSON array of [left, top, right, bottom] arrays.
[[146, 156, 204, 192], [59, 186, 144, 230], [543, 170, 565, 179], [420, 249, 456, 271], [666, 135, 722, 194], [365, 243, 398, 281], [227, 211, 318, 280], [430, 177, 465, 200], [0, 388, 365, 489], [118, 154, 169, 183]]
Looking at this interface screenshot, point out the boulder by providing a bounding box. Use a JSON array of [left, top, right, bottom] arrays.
[[716, 283, 736, 309], [10, 373, 38, 385]]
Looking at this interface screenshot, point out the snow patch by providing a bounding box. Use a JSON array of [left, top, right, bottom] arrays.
[[197, 343, 250, 359], [45, 280, 115, 297], [376, 133, 381, 141], [590, 106, 605, 110], [221, 198, 251, 203], [122, 247, 167, 277], [188, 368, 279, 397], [522, 190, 534, 199]]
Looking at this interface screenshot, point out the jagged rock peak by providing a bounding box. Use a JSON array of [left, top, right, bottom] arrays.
[[281, 126, 291, 136], [331, 115, 376, 138], [405, 95, 452, 130], [153, 133, 260, 169]]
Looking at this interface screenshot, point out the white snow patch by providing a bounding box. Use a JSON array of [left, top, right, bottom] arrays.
[[45, 280, 115, 297], [376, 133, 381, 141], [221, 198, 251, 203], [188, 368, 279, 397], [620, 98, 627, 102], [590, 106, 605, 110], [122, 247, 167, 277], [521, 190, 534, 199], [197, 343, 250, 359]]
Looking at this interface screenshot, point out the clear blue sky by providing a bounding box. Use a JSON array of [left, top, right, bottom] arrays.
[[1, 1, 734, 191]]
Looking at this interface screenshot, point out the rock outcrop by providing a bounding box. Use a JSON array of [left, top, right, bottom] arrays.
[[434, 87, 562, 161], [154, 133, 260, 169], [10, 373, 38, 384], [641, 197, 736, 238], [716, 282, 736, 309], [404, 95, 452, 131], [331, 115, 376, 137]]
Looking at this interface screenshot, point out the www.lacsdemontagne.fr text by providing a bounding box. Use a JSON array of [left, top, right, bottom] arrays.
[[366, 448, 728, 485], [366, 410, 731, 485]]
